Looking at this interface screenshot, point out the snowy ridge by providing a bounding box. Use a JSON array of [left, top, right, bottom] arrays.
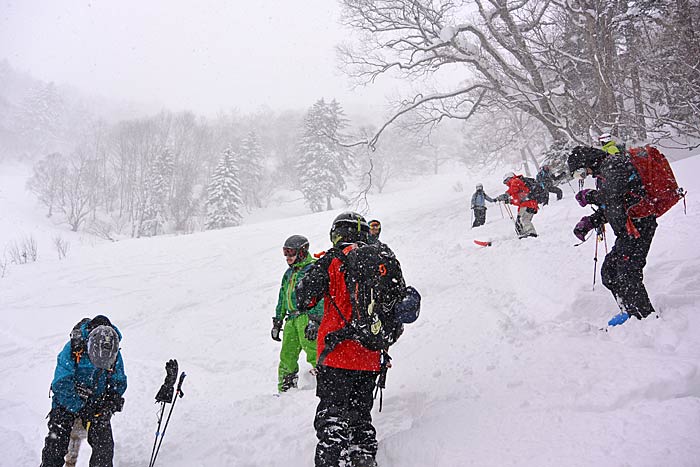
[[1, 157, 699, 466]]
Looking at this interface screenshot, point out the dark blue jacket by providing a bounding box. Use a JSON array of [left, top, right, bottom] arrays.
[[51, 322, 127, 413]]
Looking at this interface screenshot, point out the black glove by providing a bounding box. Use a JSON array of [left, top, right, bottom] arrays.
[[271, 318, 283, 342], [155, 359, 179, 403], [526, 207, 537, 214], [102, 390, 125, 413], [304, 319, 319, 341]]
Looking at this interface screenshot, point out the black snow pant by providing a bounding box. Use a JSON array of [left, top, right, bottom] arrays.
[[548, 185, 563, 201], [472, 207, 486, 227], [40, 406, 114, 467], [540, 185, 563, 205], [314, 365, 379, 467], [601, 216, 658, 319]]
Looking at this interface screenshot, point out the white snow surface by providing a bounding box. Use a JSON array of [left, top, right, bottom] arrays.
[[1, 156, 700, 467]]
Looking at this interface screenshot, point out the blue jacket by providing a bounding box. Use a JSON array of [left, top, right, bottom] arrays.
[[471, 189, 494, 209], [51, 322, 127, 413]]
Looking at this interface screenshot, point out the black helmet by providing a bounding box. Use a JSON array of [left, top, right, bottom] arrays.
[[330, 212, 369, 246], [87, 325, 120, 369], [567, 146, 606, 176], [283, 235, 309, 262]]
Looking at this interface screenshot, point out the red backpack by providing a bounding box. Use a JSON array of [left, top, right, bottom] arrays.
[[626, 145, 683, 219]]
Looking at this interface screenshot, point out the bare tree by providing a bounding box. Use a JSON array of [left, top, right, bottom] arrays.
[[26, 152, 66, 217], [0, 249, 8, 278], [7, 235, 38, 264], [338, 0, 700, 148], [53, 235, 70, 260], [58, 148, 101, 232]]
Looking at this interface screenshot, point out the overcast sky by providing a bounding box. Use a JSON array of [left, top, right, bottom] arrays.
[[0, 0, 399, 116]]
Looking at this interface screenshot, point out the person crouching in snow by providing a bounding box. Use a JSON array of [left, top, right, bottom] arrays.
[[271, 235, 323, 392], [500, 172, 539, 238], [40, 315, 127, 467]]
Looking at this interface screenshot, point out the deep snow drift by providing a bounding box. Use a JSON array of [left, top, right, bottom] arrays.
[[1, 155, 699, 467]]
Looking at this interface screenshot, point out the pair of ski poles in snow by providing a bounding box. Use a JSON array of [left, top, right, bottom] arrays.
[[149, 359, 187, 467]]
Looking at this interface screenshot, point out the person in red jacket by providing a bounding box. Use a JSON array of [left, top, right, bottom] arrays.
[[498, 172, 539, 238], [295, 212, 380, 467]]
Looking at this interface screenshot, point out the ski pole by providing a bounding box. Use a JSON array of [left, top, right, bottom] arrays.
[[149, 360, 179, 467], [592, 229, 600, 291], [148, 402, 168, 467], [150, 372, 186, 467], [504, 203, 514, 221], [566, 179, 577, 194], [497, 201, 504, 219], [601, 224, 608, 254]]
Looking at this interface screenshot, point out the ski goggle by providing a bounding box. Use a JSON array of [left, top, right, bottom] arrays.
[[572, 168, 587, 180], [369, 222, 381, 230], [282, 247, 298, 257]]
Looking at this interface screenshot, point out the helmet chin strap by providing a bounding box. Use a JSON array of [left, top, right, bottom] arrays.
[[331, 232, 343, 245]]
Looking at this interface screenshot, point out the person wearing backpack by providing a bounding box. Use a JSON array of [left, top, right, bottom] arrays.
[[295, 212, 420, 467], [535, 166, 563, 205], [470, 183, 495, 227], [568, 145, 673, 325], [272, 235, 324, 392], [500, 172, 539, 238], [40, 315, 127, 467]]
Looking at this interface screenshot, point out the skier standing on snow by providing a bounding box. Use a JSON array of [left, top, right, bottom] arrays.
[[40, 315, 127, 467], [470, 183, 495, 227], [498, 172, 539, 238], [296, 212, 412, 467], [568, 146, 656, 325], [272, 235, 324, 392]]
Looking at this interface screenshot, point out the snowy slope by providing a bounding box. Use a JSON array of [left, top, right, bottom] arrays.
[[1, 156, 699, 467]]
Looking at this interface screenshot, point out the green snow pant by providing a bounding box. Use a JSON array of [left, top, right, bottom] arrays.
[[278, 314, 317, 391]]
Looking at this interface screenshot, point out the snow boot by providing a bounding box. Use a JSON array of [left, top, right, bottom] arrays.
[[280, 372, 298, 392], [608, 312, 629, 327]]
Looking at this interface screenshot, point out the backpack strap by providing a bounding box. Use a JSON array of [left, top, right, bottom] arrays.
[[316, 293, 354, 366], [315, 248, 354, 366], [70, 318, 91, 363]]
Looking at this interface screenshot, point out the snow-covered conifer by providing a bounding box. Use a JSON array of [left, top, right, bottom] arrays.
[[140, 148, 174, 237], [296, 99, 352, 212], [206, 146, 243, 229], [238, 131, 265, 208]]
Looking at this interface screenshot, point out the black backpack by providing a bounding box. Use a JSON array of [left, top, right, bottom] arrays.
[[69, 315, 115, 363], [322, 243, 407, 355], [522, 176, 547, 204]]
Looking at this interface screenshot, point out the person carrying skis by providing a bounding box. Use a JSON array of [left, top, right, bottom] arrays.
[[568, 145, 656, 325], [470, 183, 494, 227], [295, 212, 419, 467], [40, 315, 127, 467], [272, 234, 324, 392], [499, 172, 539, 238], [535, 166, 563, 206]]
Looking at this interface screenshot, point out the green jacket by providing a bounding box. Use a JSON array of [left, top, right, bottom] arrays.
[[602, 141, 620, 155], [274, 253, 323, 321]]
